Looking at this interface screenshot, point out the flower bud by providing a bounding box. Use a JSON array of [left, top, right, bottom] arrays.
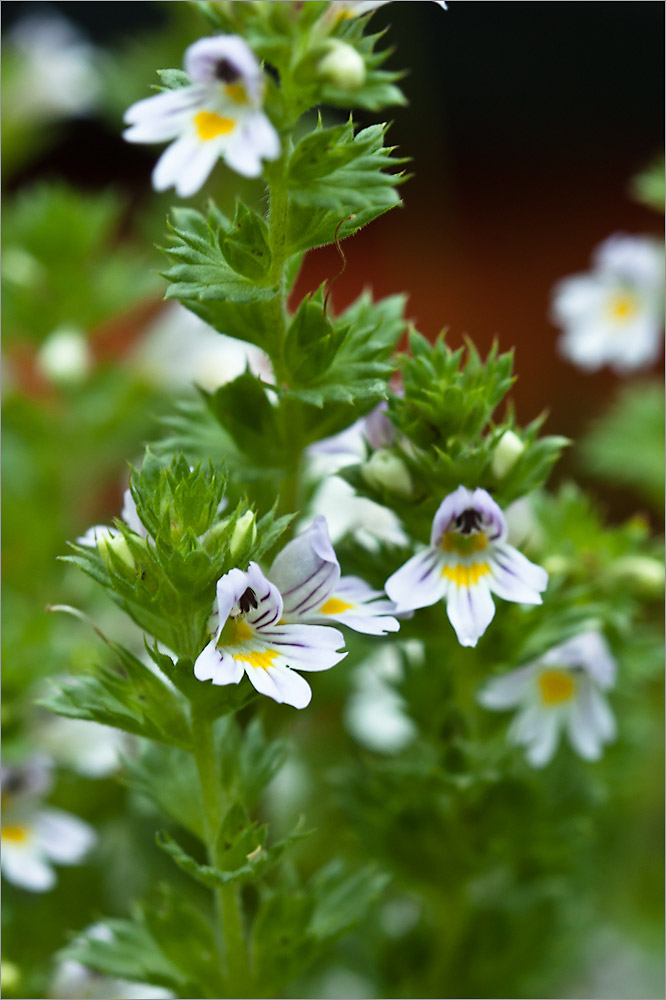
[[611, 555, 665, 597], [230, 511, 257, 560], [491, 429, 525, 479], [36, 326, 92, 386], [318, 41, 366, 90], [97, 532, 135, 572], [361, 450, 412, 497]]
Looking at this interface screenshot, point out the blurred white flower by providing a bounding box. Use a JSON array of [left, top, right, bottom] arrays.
[[131, 303, 273, 392], [479, 630, 617, 767], [551, 234, 665, 373], [38, 717, 126, 778], [345, 641, 420, 753], [2, 792, 96, 892], [308, 476, 408, 550], [36, 326, 92, 386], [9, 14, 100, 120]]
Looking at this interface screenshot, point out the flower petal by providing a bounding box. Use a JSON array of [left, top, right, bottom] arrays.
[[478, 665, 534, 709], [269, 517, 340, 618], [524, 710, 560, 768], [244, 662, 312, 709], [123, 86, 208, 139], [313, 576, 400, 636], [257, 623, 346, 671], [540, 630, 616, 688], [242, 562, 284, 630], [1, 840, 56, 892], [566, 683, 615, 760], [385, 547, 447, 612], [34, 808, 96, 864], [488, 542, 548, 604], [194, 640, 244, 686], [445, 578, 496, 647], [185, 36, 263, 100], [214, 567, 257, 633]]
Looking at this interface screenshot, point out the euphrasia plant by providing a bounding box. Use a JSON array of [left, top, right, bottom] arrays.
[[28, 3, 662, 998]]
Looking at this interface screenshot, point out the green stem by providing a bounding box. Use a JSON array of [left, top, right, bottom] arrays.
[[191, 708, 252, 996], [265, 159, 291, 386]]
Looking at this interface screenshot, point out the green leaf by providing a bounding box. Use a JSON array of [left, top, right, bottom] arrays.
[[161, 203, 280, 354], [39, 638, 191, 748], [283, 290, 407, 415], [201, 371, 285, 465], [157, 818, 310, 889], [308, 859, 390, 940], [579, 381, 665, 509], [285, 122, 406, 255], [219, 201, 272, 281], [59, 914, 189, 994]]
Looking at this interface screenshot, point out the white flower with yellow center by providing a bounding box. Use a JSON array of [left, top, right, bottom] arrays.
[[385, 486, 548, 647], [268, 515, 400, 636], [551, 234, 665, 373], [2, 762, 96, 892], [478, 631, 617, 767], [194, 562, 346, 709], [123, 36, 280, 197]]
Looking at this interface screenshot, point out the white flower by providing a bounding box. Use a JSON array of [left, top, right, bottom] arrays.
[[478, 630, 617, 767], [268, 516, 400, 636], [36, 326, 92, 386], [345, 642, 420, 753], [194, 562, 346, 708], [550, 234, 665, 373], [1, 785, 96, 892], [124, 36, 280, 197], [37, 717, 126, 778], [8, 14, 100, 120], [308, 476, 408, 550], [131, 303, 273, 393], [385, 486, 548, 647]]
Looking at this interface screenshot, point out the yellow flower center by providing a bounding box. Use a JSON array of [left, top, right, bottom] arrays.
[[232, 649, 278, 670], [194, 111, 236, 141], [441, 531, 488, 555], [607, 293, 638, 321], [225, 83, 248, 104], [441, 563, 490, 587], [538, 669, 576, 705], [2, 825, 28, 844], [320, 597, 354, 615]]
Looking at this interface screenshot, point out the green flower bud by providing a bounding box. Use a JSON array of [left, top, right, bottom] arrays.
[[611, 555, 665, 596], [230, 511, 257, 560], [491, 430, 525, 479], [97, 532, 136, 572], [362, 450, 412, 497], [318, 41, 366, 90]]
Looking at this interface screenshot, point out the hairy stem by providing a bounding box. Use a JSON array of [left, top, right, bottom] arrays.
[[191, 708, 252, 995]]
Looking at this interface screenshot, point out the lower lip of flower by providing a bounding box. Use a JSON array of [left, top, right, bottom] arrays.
[[607, 293, 638, 321], [538, 669, 576, 705], [320, 597, 354, 614], [2, 825, 29, 843], [232, 649, 278, 670], [194, 111, 236, 140], [441, 562, 490, 586]]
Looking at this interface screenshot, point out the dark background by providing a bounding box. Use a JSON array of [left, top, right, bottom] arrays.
[[4, 0, 664, 450]]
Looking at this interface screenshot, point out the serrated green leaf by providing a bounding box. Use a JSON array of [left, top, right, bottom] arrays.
[[220, 201, 272, 281]]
